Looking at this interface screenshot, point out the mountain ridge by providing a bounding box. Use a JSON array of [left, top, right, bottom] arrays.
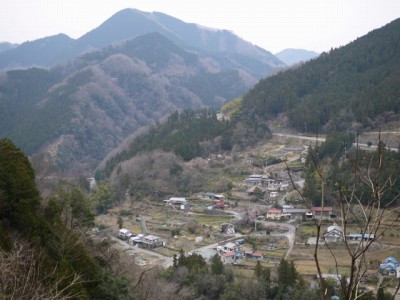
[[242, 18, 400, 133], [0, 8, 285, 77]]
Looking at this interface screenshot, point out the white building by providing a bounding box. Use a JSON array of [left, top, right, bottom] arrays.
[[324, 223, 343, 243], [164, 197, 187, 205], [118, 228, 133, 240]]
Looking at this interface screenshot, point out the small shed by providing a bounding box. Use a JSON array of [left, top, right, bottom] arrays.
[[245, 250, 263, 260]]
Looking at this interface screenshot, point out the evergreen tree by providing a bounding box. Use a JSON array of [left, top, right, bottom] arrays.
[[211, 253, 224, 275], [377, 287, 385, 300], [177, 249, 186, 267], [0, 139, 40, 240], [254, 260, 263, 278], [277, 258, 297, 288]]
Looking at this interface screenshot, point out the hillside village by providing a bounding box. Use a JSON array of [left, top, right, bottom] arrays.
[[93, 133, 400, 296], [1, 5, 400, 300]]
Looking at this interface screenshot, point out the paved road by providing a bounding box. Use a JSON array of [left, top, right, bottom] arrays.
[[273, 133, 326, 142], [273, 132, 398, 152]]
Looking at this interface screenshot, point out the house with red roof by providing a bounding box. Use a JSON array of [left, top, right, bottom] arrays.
[[306, 207, 336, 219]]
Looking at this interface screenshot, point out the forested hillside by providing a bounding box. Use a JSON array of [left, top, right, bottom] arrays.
[[0, 33, 258, 172], [242, 18, 400, 133], [97, 108, 271, 181], [0, 139, 136, 299]]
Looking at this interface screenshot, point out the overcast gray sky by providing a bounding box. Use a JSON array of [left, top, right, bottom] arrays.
[[0, 0, 399, 53]]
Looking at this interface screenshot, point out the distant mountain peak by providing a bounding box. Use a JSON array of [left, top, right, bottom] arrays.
[[0, 8, 284, 75], [275, 48, 319, 66]]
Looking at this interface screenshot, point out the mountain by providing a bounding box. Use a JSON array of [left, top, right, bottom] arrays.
[[0, 42, 17, 53], [242, 18, 400, 133], [0, 8, 285, 79], [0, 34, 75, 70], [0, 32, 260, 172], [275, 48, 319, 66]]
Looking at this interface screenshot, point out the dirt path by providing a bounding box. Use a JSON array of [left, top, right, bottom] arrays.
[[260, 221, 296, 259]]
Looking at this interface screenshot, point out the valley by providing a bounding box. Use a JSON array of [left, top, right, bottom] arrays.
[[1, 7, 400, 300], [92, 131, 400, 295]]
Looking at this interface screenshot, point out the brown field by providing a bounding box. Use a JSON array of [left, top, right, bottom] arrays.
[[289, 243, 400, 276]]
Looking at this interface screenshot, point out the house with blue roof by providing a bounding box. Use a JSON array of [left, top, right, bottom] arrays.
[[380, 256, 400, 277]]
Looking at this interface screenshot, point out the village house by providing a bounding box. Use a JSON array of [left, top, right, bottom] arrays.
[[282, 208, 308, 220], [346, 233, 375, 241], [217, 242, 242, 263], [245, 250, 263, 260], [266, 179, 290, 192], [164, 197, 187, 205], [221, 251, 240, 263], [380, 257, 400, 277], [118, 228, 133, 240], [200, 192, 225, 200], [128, 235, 141, 246], [140, 235, 163, 249], [244, 174, 271, 187], [246, 185, 268, 195], [266, 208, 290, 220], [306, 207, 336, 219], [324, 223, 344, 243], [218, 242, 241, 253], [220, 223, 235, 235]]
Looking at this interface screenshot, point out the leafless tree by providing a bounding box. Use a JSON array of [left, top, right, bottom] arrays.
[[287, 135, 400, 299], [0, 240, 85, 299]]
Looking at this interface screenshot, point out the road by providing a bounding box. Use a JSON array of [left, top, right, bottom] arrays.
[[188, 233, 245, 255], [111, 236, 173, 268], [112, 194, 297, 268], [273, 132, 398, 152], [259, 221, 296, 259], [226, 207, 296, 259], [273, 132, 326, 142]]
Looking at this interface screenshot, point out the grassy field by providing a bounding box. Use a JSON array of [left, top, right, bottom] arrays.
[[263, 248, 287, 259]]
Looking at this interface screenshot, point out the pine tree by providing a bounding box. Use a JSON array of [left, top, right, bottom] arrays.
[[254, 260, 263, 278], [211, 253, 224, 275], [0, 139, 40, 236]]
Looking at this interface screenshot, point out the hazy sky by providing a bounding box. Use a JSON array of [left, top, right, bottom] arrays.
[[0, 0, 399, 53]]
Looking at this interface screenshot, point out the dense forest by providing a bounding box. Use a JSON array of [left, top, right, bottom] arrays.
[[242, 18, 400, 133]]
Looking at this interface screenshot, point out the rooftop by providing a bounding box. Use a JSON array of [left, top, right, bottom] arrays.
[[311, 207, 333, 212]]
